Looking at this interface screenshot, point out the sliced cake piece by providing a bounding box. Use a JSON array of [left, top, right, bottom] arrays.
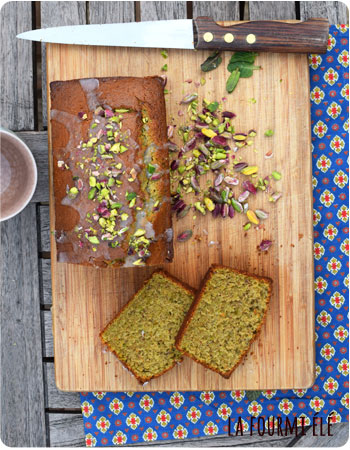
[[176, 264, 272, 378], [100, 270, 195, 384]]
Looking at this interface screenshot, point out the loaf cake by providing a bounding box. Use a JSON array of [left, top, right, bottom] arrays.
[[100, 270, 195, 384], [176, 265, 272, 378], [50, 77, 173, 267]]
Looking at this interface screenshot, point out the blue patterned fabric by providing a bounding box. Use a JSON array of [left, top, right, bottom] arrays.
[[80, 25, 349, 446]]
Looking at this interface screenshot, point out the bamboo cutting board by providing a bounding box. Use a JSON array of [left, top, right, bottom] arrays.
[[47, 29, 315, 391]]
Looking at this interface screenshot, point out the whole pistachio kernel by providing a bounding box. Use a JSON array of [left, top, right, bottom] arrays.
[[247, 210, 259, 225], [204, 197, 215, 211], [241, 166, 258, 176]]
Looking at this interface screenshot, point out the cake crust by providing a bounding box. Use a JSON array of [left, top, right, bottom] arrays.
[[175, 264, 273, 378], [100, 269, 196, 384], [50, 76, 173, 267]]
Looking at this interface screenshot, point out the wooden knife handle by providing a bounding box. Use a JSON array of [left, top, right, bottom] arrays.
[[193, 17, 329, 53]]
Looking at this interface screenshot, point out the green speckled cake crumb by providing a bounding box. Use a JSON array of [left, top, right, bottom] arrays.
[[177, 267, 271, 378], [101, 271, 194, 383]]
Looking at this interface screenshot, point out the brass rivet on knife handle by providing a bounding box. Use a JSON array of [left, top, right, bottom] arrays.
[[246, 34, 256, 44], [193, 16, 329, 53], [203, 32, 214, 43], [224, 33, 234, 43]]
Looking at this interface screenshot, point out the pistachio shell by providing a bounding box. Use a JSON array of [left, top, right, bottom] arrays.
[[177, 230, 193, 242], [255, 209, 269, 220]]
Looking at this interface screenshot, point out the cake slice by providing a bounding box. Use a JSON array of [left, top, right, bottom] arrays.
[[100, 270, 195, 384], [176, 265, 272, 378]]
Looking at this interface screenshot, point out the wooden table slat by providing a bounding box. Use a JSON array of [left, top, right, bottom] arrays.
[[88, 1, 135, 23], [295, 422, 349, 447], [43, 309, 54, 357], [139, 1, 187, 20], [48, 414, 85, 447], [300, 1, 349, 24], [45, 363, 81, 409], [40, 258, 52, 305], [248, 2, 296, 20], [39, 204, 51, 252], [0, 1, 34, 130], [40, 1, 87, 128], [192, 1, 240, 20], [0, 204, 46, 446]]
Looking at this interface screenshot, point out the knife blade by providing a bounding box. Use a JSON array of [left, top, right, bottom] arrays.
[[17, 17, 329, 53]]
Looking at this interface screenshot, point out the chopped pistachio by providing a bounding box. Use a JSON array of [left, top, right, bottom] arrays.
[[126, 192, 137, 201], [161, 64, 168, 71], [88, 236, 100, 244], [271, 171, 282, 180], [120, 213, 129, 221], [134, 229, 146, 237], [147, 164, 156, 174], [68, 187, 79, 198], [99, 218, 107, 228], [133, 259, 145, 266], [201, 128, 217, 138], [160, 49, 168, 59], [264, 129, 274, 137], [88, 188, 97, 200], [110, 143, 120, 153], [194, 201, 206, 215]]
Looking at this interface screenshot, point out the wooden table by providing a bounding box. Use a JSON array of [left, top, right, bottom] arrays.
[[0, 1, 348, 447]]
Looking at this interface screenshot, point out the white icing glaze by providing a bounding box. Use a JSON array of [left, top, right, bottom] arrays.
[[79, 78, 100, 110]]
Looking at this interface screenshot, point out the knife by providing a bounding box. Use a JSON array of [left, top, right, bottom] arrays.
[[17, 16, 329, 53]]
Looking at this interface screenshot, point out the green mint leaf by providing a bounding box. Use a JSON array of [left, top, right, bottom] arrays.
[[226, 68, 240, 93], [201, 51, 222, 72], [229, 51, 258, 64]]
